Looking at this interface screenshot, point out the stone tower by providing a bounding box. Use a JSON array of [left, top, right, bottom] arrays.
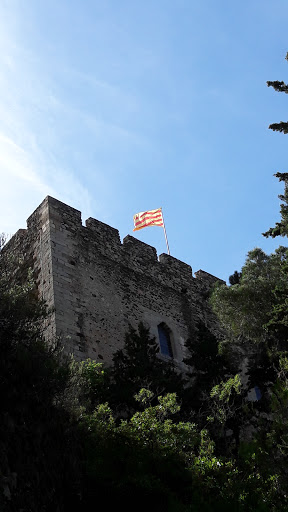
[[2, 196, 224, 368]]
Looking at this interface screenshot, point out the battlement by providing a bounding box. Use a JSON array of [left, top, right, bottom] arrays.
[[8, 196, 221, 289], [2, 196, 223, 364], [27, 196, 82, 231], [194, 269, 225, 287], [86, 217, 121, 247], [123, 235, 158, 262], [159, 253, 192, 282]]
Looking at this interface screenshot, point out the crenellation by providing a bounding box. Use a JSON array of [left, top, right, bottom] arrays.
[[85, 217, 121, 249], [2, 229, 28, 260], [27, 201, 46, 231], [46, 196, 82, 231], [158, 253, 193, 290], [194, 269, 225, 294], [122, 235, 158, 266], [159, 253, 192, 277], [1, 196, 224, 369]]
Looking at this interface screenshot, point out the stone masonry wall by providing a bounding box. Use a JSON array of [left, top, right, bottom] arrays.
[[2, 196, 225, 369]]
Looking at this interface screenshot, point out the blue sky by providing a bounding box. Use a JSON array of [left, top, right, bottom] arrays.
[[0, 0, 287, 282]]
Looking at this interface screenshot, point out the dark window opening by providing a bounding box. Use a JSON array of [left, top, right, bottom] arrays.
[[255, 386, 262, 400], [158, 323, 173, 358]]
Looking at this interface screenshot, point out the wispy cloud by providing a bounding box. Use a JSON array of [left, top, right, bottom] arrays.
[[0, 3, 96, 233], [0, 1, 157, 233]]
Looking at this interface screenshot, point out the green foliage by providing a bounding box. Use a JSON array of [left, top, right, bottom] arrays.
[[210, 246, 288, 420], [109, 322, 184, 414], [229, 270, 242, 285], [267, 80, 288, 94], [263, 173, 288, 238], [210, 374, 241, 403], [266, 54, 288, 136], [265, 54, 288, 238], [2, 264, 288, 511], [81, 385, 288, 511], [78, 358, 110, 411], [184, 320, 230, 420], [203, 55, 288, 506], [211, 247, 288, 345], [80, 390, 197, 511], [268, 121, 288, 134], [118, 392, 196, 458], [0, 262, 84, 511], [209, 375, 242, 425]]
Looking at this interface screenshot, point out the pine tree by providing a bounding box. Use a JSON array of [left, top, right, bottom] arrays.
[[263, 172, 288, 238], [108, 323, 184, 414], [266, 52, 288, 134], [264, 53, 288, 238]]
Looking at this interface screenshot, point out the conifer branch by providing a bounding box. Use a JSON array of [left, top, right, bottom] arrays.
[[267, 80, 288, 93], [268, 122, 288, 134]]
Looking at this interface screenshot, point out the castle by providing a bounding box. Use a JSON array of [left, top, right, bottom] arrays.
[[2, 196, 224, 369]]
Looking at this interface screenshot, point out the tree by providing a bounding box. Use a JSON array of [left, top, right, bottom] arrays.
[[261, 53, 288, 334], [0, 256, 84, 511], [2, 249, 288, 511], [184, 321, 229, 405], [211, 247, 288, 345], [207, 374, 245, 453], [229, 270, 242, 286], [108, 322, 185, 414], [262, 172, 288, 238], [266, 52, 288, 134], [80, 390, 199, 511], [0, 233, 7, 251], [264, 54, 288, 238], [210, 245, 288, 427]]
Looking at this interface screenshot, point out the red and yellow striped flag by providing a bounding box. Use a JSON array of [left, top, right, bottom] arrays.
[[133, 208, 164, 231]]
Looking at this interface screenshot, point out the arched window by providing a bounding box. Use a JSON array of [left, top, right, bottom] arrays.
[[157, 323, 173, 358]]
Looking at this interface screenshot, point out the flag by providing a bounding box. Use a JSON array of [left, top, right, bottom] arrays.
[[133, 208, 164, 231]]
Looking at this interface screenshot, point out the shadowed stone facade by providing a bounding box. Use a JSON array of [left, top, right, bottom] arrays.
[[2, 196, 224, 369]]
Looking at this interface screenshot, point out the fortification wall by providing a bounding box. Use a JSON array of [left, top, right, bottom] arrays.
[[2, 196, 224, 367]]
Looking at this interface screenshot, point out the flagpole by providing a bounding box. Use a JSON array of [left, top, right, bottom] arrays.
[[161, 208, 170, 255]]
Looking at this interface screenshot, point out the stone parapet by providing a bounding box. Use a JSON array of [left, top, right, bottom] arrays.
[[2, 196, 223, 367]]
